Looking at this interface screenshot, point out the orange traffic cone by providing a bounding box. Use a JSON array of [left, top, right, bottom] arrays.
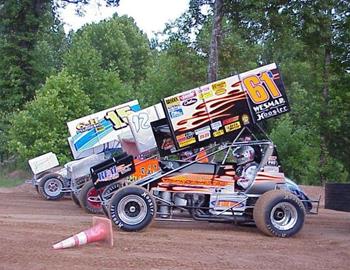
[[52, 216, 113, 249]]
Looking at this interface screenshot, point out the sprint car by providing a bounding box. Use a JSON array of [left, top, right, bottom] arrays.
[[92, 131, 318, 237]]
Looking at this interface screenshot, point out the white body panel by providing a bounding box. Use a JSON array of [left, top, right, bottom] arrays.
[[127, 104, 165, 154], [67, 100, 141, 159], [28, 152, 59, 175]]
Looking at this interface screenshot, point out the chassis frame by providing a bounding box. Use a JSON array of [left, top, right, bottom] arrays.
[[95, 127, 319, 236]]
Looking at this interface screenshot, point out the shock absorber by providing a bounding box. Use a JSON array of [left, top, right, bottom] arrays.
[[159, 191, 171, 218]]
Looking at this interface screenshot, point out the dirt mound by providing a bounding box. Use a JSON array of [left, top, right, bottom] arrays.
[[7, 169, 30, 179], [0, 183, 36, 194]]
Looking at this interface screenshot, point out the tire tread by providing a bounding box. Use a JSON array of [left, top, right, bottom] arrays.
[[253, 190, 306, 237]]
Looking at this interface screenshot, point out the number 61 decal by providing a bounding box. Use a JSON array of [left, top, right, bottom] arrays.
[[242, 71, 281, 104]]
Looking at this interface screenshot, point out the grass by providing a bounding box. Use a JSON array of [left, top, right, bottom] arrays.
[[0, 175, 25, 188], [0, 161, 31, 187]]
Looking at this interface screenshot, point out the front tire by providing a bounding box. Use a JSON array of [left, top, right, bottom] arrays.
[[109, 186, 156, 232], [38, 173, 65, 200], [253, 190, 305, 237]]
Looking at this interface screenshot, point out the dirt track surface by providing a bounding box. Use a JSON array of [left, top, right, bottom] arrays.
[[0, 184, 349, 270]]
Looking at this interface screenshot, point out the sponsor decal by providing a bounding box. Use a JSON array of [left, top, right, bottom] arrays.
[[76, 118, 103, 133], [222, 116, 239, 126], [91, 154, 135, 189], [96, 163, 133, 184], [198, 131, 211, 142], [216, 200, 245, 208], [179, 90, 196, 101], [267, 155, 278, 166], [242, 114, 250, 125], [165, 96, 180, 106], [178, 137, 196, 148], [211, 121, 223, 131], [213, 129, 224, 137], [176, 132, 194, 142], [176, 134, 187, 142], [256, 106, 288, 121], [182, 98, 198, 106], [169, 106, 184, 118], [198, 87, 213, 99], [212, 81, 227, 95], [194, 126, 211, 135], [185, 131, 194, 137], [224, 121, 241, 133], [128, 159, 160, 181], [252, 97, 286, 114]]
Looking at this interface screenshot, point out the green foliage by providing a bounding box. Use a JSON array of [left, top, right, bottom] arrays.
[[31, 23, 68, 82], [144, 1, 349, 185], [0, 0, 348, 186], [66, 15, 150, 84], [7, 71, 91, 163], [138, 49, 206, 107], [63, 15, 149, 110], [0, 0, 67, 161], [270, 115, 320, 185], [0, 111, 10, 162], [0, 0, 66, 111], [270, 115, 348, 185], [64, 39, 133, 110]]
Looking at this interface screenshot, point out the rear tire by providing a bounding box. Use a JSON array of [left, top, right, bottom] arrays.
[[253, 190, 305, 237], [71, 191, 81, 207], [79, 181, 103, 214], [38, 173, 65, 200], [109, 186, 156, 231]]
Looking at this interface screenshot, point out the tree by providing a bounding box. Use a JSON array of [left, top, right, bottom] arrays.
[[287, 0, 350, 183], [63, 15, 151, 110], [270, 115, 319, 185], [54, 0, 120, 12], [177, 0, 350, 184], [0, 0, 60, 111], [56, 0, 119, 5], [188, 0, 263, 81], [0, 0, 67, 162], [207, 0, 223, 82], [7, 71, 91, 163], [138, 48, 207, 107]]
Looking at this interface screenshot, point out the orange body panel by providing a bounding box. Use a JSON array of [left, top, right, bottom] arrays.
[[129, 159, 159, 181], [162, 173, 235, 188], [255, 172, 284, 182]]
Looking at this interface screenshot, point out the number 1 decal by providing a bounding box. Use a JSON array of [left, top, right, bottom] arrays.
[[105, 106, 132, 130], [242, 71, 281, 104]]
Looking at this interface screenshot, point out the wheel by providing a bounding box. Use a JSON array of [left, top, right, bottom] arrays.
[[253, 190, 306, 237], [79, 181, 103, 214], [38, 173, 65, 200], [71, 191, 81, 207], [102, 181, 124, 200], [109, 186, 156, 231]]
